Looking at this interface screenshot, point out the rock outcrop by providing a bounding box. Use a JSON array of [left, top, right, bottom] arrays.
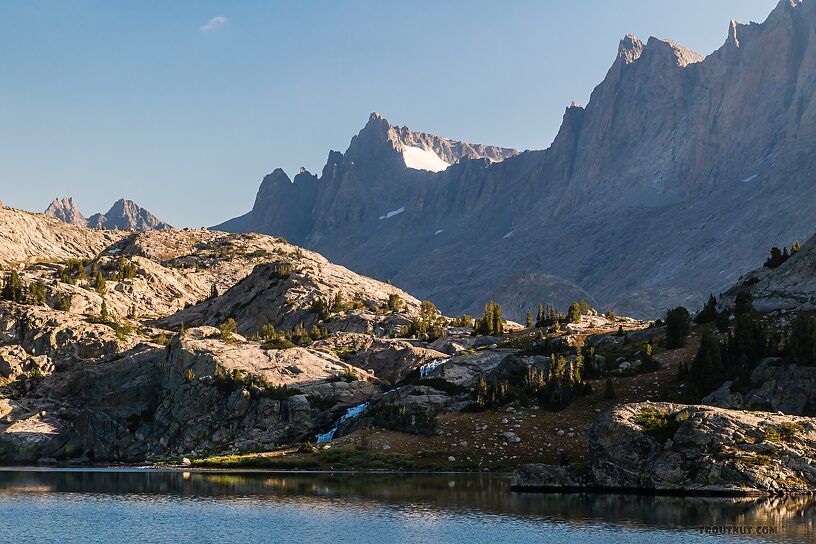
[[214, 0, 816, 320], [0, 206, 123, 267], [513, 402, 816, 495], [704, 358, 816, 416], [721, 231, 816, 313]]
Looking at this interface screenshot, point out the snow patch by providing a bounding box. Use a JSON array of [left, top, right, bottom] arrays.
[[402, 145, 450, 173], [741, 174, 759, 183], [503, 231, 514, 239], [379, 207, 405, 220], [108, 248, 122, 254], [434, 229, 444, 235]]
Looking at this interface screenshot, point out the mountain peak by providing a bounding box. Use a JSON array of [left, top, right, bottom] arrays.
[[45, 196, 169, 231], [643, 36, 703, 67], [96, 199, 170, 230], [618, 34, 644, 64], [44, 196, 86, 226]]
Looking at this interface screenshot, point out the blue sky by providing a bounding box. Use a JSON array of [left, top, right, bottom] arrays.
[[0, 0, 777, 227]]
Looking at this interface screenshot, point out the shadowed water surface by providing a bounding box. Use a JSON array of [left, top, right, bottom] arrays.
[[0, 469, 814, 543]]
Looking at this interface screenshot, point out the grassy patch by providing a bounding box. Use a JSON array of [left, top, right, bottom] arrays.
[[633, 407, 681, 443], [779, 422, 805, 441], [191, 448, 417, 470]]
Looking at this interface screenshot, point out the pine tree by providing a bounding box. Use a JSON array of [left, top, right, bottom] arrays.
[[694, 294, 718, 324], [526, 309, 533, 329], [332, 291, 344, 312], [690, 330, 724, 395], [536, 304, 544, 328], [95, 269, 106, 295], [567, 303, 582, 324], [665, 306, 691, 349], [100, 299, 109, 322], [492, 302, 503, 336], [210, 284, 219, 299]]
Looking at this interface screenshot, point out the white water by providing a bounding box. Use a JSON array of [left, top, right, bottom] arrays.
[[315, 402, 368, 443], [419, 358, 448, 378]]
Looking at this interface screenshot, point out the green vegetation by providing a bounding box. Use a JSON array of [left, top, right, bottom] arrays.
[[270, 263, 293, 280], [212, 366, 303, 399], [397, 300, 446, 342], [764, 242, 800, 269], [788, 316, 816, 364], [665, 306, 690, 349], [686, 314, 770, 396], [259, 321, 327, 350], [472, 349, 589, 411], [1, 271, 46, 306], [387, 293, 403, 313], [778, 421, 805, 441], [716, 310, 731, 333], [218, 318, 238, 342], [327, 367, 359, 383], [57, 259, 89, 285], [734, 292, 753, 315], [694, 294, 718, 324], [566, 303, 582, 324], [634, 407, 680, 443], [474, 300, 503, 336], [54, 292, 73, 311], [114, 257, 138, 281], [535, 303, 564, 328], [450, 315, 474, 328], [368, 404, 438, 435]]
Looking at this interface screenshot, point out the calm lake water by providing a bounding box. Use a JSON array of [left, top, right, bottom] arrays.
[[0, 469, 813, 543]]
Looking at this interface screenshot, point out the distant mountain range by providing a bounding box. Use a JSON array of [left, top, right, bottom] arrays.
[[45, 197, 170, 231], [213, 0, 816, 320]]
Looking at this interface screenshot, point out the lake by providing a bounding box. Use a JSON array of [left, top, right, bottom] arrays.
[[0, 469, 813, 543]]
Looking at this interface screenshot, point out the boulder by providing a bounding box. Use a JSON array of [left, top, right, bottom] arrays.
[[514, 402, 816, 495]]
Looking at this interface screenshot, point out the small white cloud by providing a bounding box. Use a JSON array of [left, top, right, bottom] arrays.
[[200, 16, 227, 32]]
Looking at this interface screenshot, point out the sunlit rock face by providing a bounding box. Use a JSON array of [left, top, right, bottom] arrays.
[[215, 1, 816, 320]]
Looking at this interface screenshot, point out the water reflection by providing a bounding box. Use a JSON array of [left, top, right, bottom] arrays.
[[0, 469, 813, 543]]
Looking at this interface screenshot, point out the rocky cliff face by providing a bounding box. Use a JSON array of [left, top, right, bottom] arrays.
[[721, 231, 816, 312], [45, 197, 170, 230], [214, 0, 816, 320]]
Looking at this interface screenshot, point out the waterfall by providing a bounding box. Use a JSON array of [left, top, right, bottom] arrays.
[[315, 402, 368, 443], [419, 358, 449, 378]]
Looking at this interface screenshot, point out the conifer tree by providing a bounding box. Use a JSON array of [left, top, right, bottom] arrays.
[[694, 294, 718, 324], [567, 303, 582, 324], [95, 270, 106, 295], [665, 306, 691, 349], [526, 309, 533, 329]]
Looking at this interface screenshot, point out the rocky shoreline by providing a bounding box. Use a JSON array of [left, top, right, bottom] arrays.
[[513, 402, 816, 496]]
